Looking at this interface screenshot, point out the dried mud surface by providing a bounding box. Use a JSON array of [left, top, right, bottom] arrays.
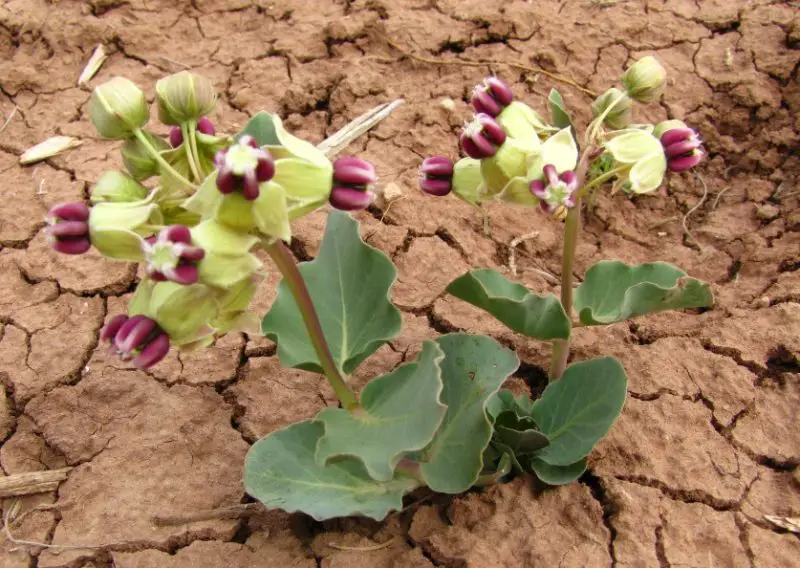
[[1, 0, 799, 566]]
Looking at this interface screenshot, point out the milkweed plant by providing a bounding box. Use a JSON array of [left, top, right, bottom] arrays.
[[46, 56, 712, 521]]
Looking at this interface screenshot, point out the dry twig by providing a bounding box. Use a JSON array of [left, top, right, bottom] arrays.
[[681, 173, 709, 249], [0, 468, 72, 498]]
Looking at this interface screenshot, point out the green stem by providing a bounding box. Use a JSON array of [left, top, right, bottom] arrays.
[[549, 196, 582, 381], [133, 128, 198, 191], [585, 91, 628, 146], [576, 166, 629, 198], [265, 240, 359, 410], [181, 121, 203, 182]]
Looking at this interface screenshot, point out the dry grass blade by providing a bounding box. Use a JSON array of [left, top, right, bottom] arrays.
[[327, 538, 396, 552], [0, 105, 19, 134], [0, 468, 72, 498], [764, 515, 800, 533], [20, 136, 82, 165], [681, 173, 709, 249], [151, 503, 264, 526], [78, 44, 107, 86], [317, 99, 405, 158]]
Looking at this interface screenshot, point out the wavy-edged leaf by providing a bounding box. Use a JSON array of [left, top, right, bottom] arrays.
[[447, 269, 571, 340], [315, 341, 446, 482], [262, 211, 402, 374], [531, 357, 627, 466], [530, 457, 588, 485], [494, 411, 550, 454], [420, 334, 519, 493], [244, 421, 418, 521], [574, 260, 714, 325]]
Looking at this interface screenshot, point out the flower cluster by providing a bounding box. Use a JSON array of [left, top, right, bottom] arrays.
[[419, 56, 704, 215], [46, 72, 376, 369]]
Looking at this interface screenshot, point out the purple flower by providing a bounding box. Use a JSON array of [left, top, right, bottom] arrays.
[[471, 77, 514, 117], [460, 114, 507, 159], [46, 202, 92, 255], [169, 117, 216, 148], [530, 164, 578, 215], [660, 127, 704, 173], [419, 156, 454, 197], [143, 225, 205, 285], [329, 157, 377, 211], [214, 135, 275, 200], [101, 314, 170, 370]]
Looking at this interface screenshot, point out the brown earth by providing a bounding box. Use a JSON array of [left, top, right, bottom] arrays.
[[1, 0, 799, 566]]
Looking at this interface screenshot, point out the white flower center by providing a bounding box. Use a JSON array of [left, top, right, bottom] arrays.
[[225, 143, 260, 176]]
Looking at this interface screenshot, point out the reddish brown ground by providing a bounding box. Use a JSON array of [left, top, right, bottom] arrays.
[[1, 0, 799, 567]]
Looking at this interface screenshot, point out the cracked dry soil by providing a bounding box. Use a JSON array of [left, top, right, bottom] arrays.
[[1, 0, 799, 566]]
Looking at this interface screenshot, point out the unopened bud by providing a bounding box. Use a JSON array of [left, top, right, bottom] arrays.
[[419, 156, 454, 197], [471, 77, 514, 117], [329, 157, 376, 211], [621, 56, 667, 103], [91, 171, 148, 204], [89, 77, 150, 139], [591, 88, 633, 130], [461, 114, 507, 159], [46, 202, 92, 255], [156, 71, 217, 125]]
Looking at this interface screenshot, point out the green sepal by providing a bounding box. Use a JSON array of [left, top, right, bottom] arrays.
[[451, 157, 484, 205], [147, 282, 219, 345]]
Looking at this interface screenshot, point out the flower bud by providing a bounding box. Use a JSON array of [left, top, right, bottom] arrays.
[[621, 56, 667, 103], [419, 156, 454, 197], [329, 157, 376, 211], [156, 71, 217, 125], [214, 136, 275, 201], [470, 77, 513, 117], [659, 126, 704, 173], [530, 164, 578, 215], [106, 314, 170, 369], [89, 77, 149, 139], [121, 130, 169, 180], [591, 88, 633, 130], [143, 225, 205, 285], [46, 202, 92, 255], [461, 114, 507, 159], [91, 171, 148, 204]]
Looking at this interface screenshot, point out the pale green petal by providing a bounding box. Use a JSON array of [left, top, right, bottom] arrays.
[[213, 310, 261, 335], [538, 127, 579, 174], [191, 219, 258, 255], [183, 170, 224, 219], [272, 114, 330, 168], [604, 130, 662, 164], [451, 157, 484, 205], [89, 227, 145, 261], [198, 251, 262, 289], [128, 279, 155, 317], [150, 282, 219, 344], [628, 151, 667, 194], [218, 276, 259, 314], [272, 157, 333, 201], [175, 327, 215, 351], [89, 200, 162, 234], [498, 102, 548, 144], [481, 139, 532, 195], [252, 181, 292, 242], [288, 197, 328, 220], [496, 176, 538, 207], [216, 193, 256, 232]]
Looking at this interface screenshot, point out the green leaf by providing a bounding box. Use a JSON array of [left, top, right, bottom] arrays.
[[574, 260, 714, 325], [531, 357, 627, 466], [315, 341, 447, 482], [494, 411, 550, 454], [262, 211, 402, 374], [235, 111, 280, 146], [446, 269, 571, 340], [549, 89, 573, 130], [420, 334, 519, 493], [530, 457, 588, 485], [487, 389, 534, 420], [244, 421, 418, 521]]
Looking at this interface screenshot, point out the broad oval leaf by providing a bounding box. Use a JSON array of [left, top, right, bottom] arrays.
[[530, 457, 588, 485], [244, 421, 418, 521], [420, 334, 519, 493], [531, 356, 627, 466], [235, 111, 280, 146], [549, 89, 573, 130], [262, 211, 403, 374], [315, 341, 447, 482], [447, 269, 571, 340], [574, 260, 714, 325]]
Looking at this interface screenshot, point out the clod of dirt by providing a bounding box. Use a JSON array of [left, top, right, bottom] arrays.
[[24, 371, 249, 567], [731, 376, 800, 466], [740, 467, 800, 525], [229, 356, 336, 441], [593, 396, 757, 505], [410, 479, 611, 567], [113, 532, 316, 568]]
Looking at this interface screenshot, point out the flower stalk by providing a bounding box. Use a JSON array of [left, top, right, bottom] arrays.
[[265, 240, 359, 410], [132, 128, 198, 190]]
